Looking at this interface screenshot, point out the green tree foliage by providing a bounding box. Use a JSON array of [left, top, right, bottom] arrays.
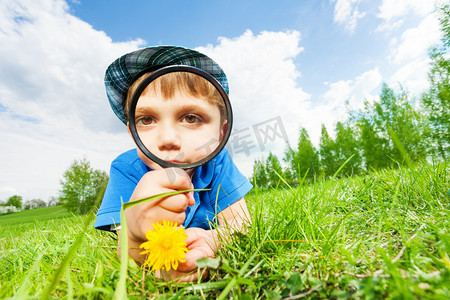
[[421, 5, 450, 159], [265, 152, 283, 187], [318, 124, 338, 177], [353, 84, 428, 168], [251, 158, 268, 188], [356, 110, 391, 171], [284, 128, 319, 181], [334, 122, 362, 176], [250, 153, 285, 188], [6, 195, 22, 210], [297, 128, 320, 180], [283, 144, 297, 182], [379, 85, 428, 163], [59, 157, 108, 215]]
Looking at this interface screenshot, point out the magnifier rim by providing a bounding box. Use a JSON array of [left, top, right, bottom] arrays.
[[128, 65, 233, 170]]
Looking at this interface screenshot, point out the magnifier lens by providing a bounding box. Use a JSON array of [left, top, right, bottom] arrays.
[[128, 66, 232, 170]]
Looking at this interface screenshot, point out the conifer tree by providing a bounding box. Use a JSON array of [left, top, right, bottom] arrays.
[[334, 122, 362, 176], [319, 124, 337, 177], [251, 158, 269, 188], [285, 128, 319, 181], [265, 152, 283, 187]]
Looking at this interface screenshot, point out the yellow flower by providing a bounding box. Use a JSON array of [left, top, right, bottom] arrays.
[[139, 220, 189, 271]]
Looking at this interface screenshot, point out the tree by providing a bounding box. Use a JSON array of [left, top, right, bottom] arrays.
[[251, 158, 269, 188], [59, 157, 109, 215], [334, 121, 362, 176], [284, 128, 319, 181], [48, 196, 60, 207], [318, 124, 338, 177], [375, 85, 428, 164], [421, 5, 450, 159], [265, 152, 283, 187], [23, 199, 47, 210], [358, 115, 388, 171], [352, 84, 427, 169], [6, 195, 22, 210], [297, 128, 319, 180]]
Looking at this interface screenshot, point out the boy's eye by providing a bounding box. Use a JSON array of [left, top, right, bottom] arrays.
[[136, 116, 155, 126], [182, 114, 201, 124]]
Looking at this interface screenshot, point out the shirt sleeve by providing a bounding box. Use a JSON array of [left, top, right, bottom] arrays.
[[94, 159, 143, 231], [208, 150, 253, 214]]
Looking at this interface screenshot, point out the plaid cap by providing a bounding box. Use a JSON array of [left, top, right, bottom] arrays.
[[105, 46, 229, 124]]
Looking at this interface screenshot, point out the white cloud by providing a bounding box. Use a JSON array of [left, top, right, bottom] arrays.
[[332, 0, 366, 33], [0, 0, 142, 201], [389, 58, 432, 95], [376, 0, 442, 31], [390, 13, 441, 64], [377, 0, 436, 22], [385, 11, 442, 96], [324, 68, 382, 108], [318, 68, 382, 138], [196, 30, 311, 175]]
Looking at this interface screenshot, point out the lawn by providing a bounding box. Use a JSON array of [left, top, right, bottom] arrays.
[[0, 161, 449, 299], [0, 206, 71, 226]]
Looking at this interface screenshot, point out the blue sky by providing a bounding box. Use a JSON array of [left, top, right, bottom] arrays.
[[66, 0, 431, 102], [0, 0, 444, 201]]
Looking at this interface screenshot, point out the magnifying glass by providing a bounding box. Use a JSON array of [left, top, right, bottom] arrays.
[[128, 65, 233, 170]]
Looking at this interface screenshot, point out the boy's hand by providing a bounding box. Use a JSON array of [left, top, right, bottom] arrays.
[[156, 227, 217, 282], [125, 168, 195, 246]]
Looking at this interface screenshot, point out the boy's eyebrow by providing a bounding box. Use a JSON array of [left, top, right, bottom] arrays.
[[134, 104, 211, 113], [134, 106, 156, 114], [175, 103, 212, 113]]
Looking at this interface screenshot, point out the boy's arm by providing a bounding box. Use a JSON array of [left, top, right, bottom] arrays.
[[216, 197, 251, 234]]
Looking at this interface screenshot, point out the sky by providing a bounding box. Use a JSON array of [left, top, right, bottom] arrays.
[[0, 0, 445, 202]]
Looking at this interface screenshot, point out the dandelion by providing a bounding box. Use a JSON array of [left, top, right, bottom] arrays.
[[139, 220, 189, 271]]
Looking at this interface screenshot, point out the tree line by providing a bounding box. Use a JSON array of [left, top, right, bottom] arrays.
[[0, 195, 58, 215], [1, 157, 108, 216], [251, 5, 450, 188]]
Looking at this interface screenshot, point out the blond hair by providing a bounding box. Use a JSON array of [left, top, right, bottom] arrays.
[[125, 72, 226, 122]]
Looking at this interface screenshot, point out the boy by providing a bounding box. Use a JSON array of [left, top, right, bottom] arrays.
[[95, 46, 253, 282]]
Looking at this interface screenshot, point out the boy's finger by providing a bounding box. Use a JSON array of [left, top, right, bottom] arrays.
[[140, 208, 186, 231], [187, 191, 195, 206], [159, 193, 190, 213], [158, 168, 194, 191], [156, 269, 201, 283], [176, 248, 211, 272]]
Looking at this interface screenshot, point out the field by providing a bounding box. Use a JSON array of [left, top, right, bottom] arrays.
[[0, 161, 449, 299]]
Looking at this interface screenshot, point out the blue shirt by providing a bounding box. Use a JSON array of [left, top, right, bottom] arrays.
[[94, 148, 252, 231]]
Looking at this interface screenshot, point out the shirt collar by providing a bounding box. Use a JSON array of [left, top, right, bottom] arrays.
[[191, 154, 216, 189]]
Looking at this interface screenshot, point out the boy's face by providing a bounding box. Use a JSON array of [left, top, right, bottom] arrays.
[[128, 89, 226, 172]]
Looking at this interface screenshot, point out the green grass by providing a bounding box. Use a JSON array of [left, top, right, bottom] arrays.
[[0, 161, 449, 299], [0, 206, 71, 226]]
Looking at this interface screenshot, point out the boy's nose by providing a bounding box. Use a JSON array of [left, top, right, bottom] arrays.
[[157, 123, 181, 152]]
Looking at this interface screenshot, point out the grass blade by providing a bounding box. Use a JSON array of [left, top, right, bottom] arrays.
[[13, 253, 43, 299]]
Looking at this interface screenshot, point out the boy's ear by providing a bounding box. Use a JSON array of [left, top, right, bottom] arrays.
[[126, 122, 132, 137], [219, 120, 227, 142]]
